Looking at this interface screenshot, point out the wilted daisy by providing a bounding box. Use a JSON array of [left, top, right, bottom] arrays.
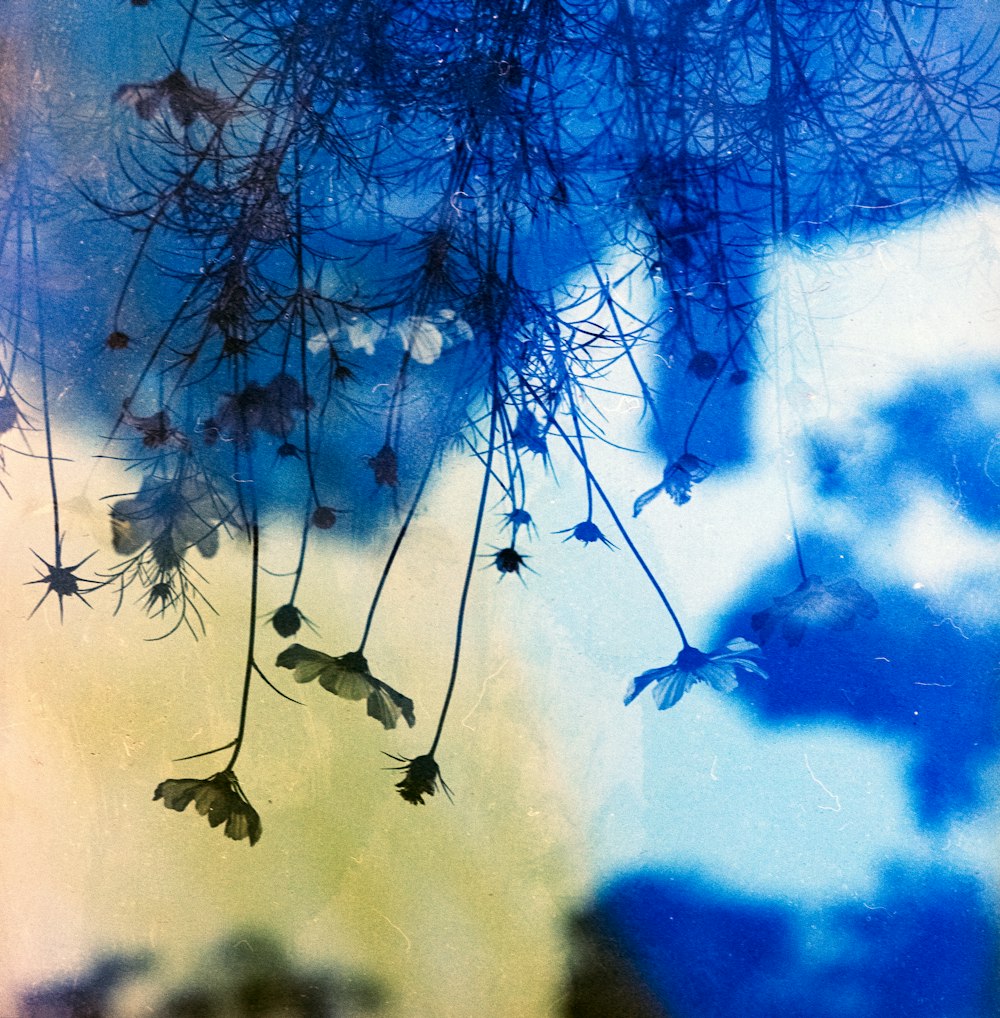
[[275, 644, 415, 729], [153, 769, 262, 846], [625, 638, 766, 710], [751, 574, 879, 646], [386, 753, 451, 805], [633, 454, 714, 516]]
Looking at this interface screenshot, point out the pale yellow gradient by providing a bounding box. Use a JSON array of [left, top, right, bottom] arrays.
[[0, 441, 591, 1016]]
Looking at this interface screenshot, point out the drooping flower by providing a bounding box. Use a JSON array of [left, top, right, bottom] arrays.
[[633, 453, 714, 516], [365, 444, 399, 488], [751, 575, 879, 646], [275, 644, 415, 729], [114, 70, 236, 128], [556, 519, 616, 548], [625, 638, 766, 710], [110, 473, 223, 567], [687, 349, 719, 380], [0, 392, 19, 433], [503, 507, 537, 538], [492, 546, 529, 576], [311, 506, 337, 529], [386, 753, 451, 805], [121, 399, 189, 450], [269, 603, 303, 638], [202, 373, 310, 450], [153, 769, 262, 846], [511, 409, 548, 458]]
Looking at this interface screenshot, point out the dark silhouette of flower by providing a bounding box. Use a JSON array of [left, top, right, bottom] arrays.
[[311, 506, 336, 529], [751, 575, 879, 646], [276, 441, 301, 460], [154, 769, 262, 845], [387, 753, 451, 805], [0, 392, 19, 433], [115, 70, 236, 127], [121, 399, 189, 450], [556, 520, 616, 548], [203, 373, 310, 450], [625, 638, 766, 710], [687, 349, 719, 380], [365, 444, 398, 488], [512, 409, 548, 457], [27, 548, 101, 619], [269, 603, 302, 638], [633, 454, 714, 516], [492, 546, 529, 575], [275, 644, 415, 729]]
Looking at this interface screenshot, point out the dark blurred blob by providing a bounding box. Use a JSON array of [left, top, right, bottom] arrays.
[[19, 932, 383, 1018], [561, 912, 673, 1018], [19, 955, 152, 1018], [563, 866, 999, 1018]]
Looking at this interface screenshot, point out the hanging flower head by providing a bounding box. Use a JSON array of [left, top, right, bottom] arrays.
[[365, 444, 399, 488], [492, 546, 530, 576], [275, 644, 415, 729], [633, 453, 714, 516], [625, 638, 766, 710], [751, 575, 879, 646], [556, 519, 616, 548], [387, 753, 451, 805], [153, 769, 262, 845]]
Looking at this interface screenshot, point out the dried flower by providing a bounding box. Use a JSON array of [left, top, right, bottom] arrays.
[[633, 453, 714, 516], [110, 473, 223, 566], [687, 349, 719, 380], [275, 644, 415, 729], [493, 546, 528, 575], [512, 409, 548, 457], [387, 753, 451, 805], [0, 392, 18, 433], [269, 603, 303, 638], [121, 399, 189, 450], [115, 70, 236, 128], [311, 506, 337, 529], [556, 519, 616, 548], [203, 373, 310, 450], [751, 575, 879, 646], [625, 638, 766, 710], [365, 445, 398, 488], [154, 770, 262, 846]]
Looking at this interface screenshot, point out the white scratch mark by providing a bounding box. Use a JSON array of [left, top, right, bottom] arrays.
[[461, 661, 507, 730], [933, 616, 970, 639], [804, 754, 842, 812], [709, 755, 719, 781], [862, 902, 888, 912], [913, 681, 954, 687], [374, 910, 411, 952]]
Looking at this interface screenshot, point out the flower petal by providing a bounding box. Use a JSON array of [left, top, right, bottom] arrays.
[[692, 661, 739, 694], [275, 643, 337, 683], [624, 665, 671, 706], [367, 679, 416, 730], [650, 668, 696, 709], [632, 483, 663, 518]]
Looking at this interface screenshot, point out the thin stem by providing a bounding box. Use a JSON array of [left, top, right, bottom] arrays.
[[428, 391, 499, 756], [528, 382, 689, 647], [357, 434, 441, 655], [226, 512, 260, 771]]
